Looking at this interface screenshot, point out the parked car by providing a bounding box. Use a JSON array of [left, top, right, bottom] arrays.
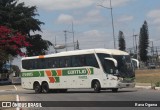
[[0, 78, 12, 85], [147, 63, 156, 69]]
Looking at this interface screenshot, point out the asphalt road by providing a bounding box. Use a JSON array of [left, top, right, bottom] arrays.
[[0, 85, 160, 110]]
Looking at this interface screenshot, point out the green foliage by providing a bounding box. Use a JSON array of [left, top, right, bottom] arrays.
[[0, 49, 9, 68], [118, 31, 126, 51], [0, 0, 44, 34], [26, 34, 52, 56], [0, 0, 52, 56], [155, 81, 160, 87], [12, 65, 20, 77], [139, 21, 149, 62]]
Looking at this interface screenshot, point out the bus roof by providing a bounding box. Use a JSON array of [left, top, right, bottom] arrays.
[[22, 48, 129, 60]]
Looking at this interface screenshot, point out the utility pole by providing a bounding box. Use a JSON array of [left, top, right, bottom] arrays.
[[109, 0, 116, 49], [72, 21, 75, 50], [134, 34, 138, 59], [55, 36, 57, 53], [132, 29, 138, 59], [64, 22, 75, 50], [152, 41, 154, 56], [132, 31, 135, 53], [98, 0, 116, 49], [150, 41, 154, 56]]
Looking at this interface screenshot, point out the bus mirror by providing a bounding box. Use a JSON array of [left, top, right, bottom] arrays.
[[131, 58, 139, 68], [104, 58, 118, 67]]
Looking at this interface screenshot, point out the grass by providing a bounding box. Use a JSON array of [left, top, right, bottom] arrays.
[[135, 69, 160, 85]]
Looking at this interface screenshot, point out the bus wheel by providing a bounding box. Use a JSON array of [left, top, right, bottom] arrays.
[[112, 88, 118, 92], [34, 82, 42, 94], [42, 82, 49, 93], [93, 81, 101, 93]]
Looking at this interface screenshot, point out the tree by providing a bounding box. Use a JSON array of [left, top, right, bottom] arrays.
[[75, 40, 80, 50], [0, 0, 43, 35], [139, 21, 149, 62], [0, 25, 30, 67], [0, 0, 52, 56], [118, 31, 126, 51], [12, 65, 20, 77], [26, 34, 52, 56]]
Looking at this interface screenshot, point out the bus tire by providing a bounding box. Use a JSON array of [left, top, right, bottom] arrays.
[[112, 88, 118, 92], [93, 81, 101, 93], [34, 82, 42, 94], [42, 82, 50, 93]]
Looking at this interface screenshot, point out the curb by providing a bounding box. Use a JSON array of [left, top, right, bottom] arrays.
[[135, 85, 160, 90], [135, 86, 151, 89], [0, 89, 16, 92], [155, 87, 160, 90]]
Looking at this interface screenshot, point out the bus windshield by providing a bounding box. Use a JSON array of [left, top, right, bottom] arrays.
[[97, 53, 135, 78], [112, 55, 135, 78]]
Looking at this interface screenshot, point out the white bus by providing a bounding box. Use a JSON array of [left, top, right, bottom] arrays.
[[21, 49, 135, 93]]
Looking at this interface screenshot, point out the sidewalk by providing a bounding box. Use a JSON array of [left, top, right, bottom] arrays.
[[0, 85, 15, 91]]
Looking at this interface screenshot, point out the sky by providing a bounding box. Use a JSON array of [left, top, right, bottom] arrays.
[[13, 0, 160, 66], [18, 0, 160, 50]]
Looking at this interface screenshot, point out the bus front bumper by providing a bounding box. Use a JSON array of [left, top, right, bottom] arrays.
[[117, 82, 135, 88]]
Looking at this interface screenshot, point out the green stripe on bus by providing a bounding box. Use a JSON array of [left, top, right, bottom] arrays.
[[21, 71, 44, 77], [21, 68, 94, 77], [54, 77, 60, 83], [90, 68, 94, 75], [51, 70, 58, 76]]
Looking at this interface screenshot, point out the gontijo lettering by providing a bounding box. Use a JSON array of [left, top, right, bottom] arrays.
[[68, 69, 87, 75]]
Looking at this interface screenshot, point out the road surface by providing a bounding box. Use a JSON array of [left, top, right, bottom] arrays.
[[0, 85, 160, 110]]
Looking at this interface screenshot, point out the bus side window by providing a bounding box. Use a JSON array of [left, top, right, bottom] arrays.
[[79, 55, 86, 66], [40, 59, 45, 69], [53, 58, 60, 68], [86, 54, 99, 68], [64, 57, 71, 67], [32, 59, 35, 69], [72, 56, 80, 67], [29, 60, 34, 69], [46, 58, 52, 68], [60, 58, 65, 67], [22, 60, 30, 69]]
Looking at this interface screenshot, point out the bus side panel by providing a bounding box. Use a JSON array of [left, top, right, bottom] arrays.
[[21, 76, 49, 89], [49, 76, 89, 89], [49, 68, 100, 89]]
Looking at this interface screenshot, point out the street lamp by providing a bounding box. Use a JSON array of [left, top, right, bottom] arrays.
[[133, 34, 138, 59], [98, 0, 116, 49]]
